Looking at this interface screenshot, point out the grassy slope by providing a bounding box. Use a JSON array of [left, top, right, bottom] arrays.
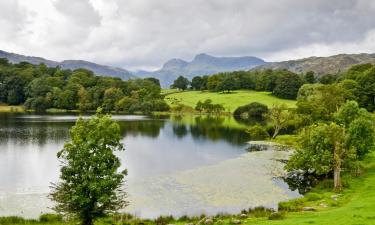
[[245, 152, 375, 225], [164, 90, 296, 112]]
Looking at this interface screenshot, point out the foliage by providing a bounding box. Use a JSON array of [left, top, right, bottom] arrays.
[[286, 123, 356, 190], [195, 99, 225, 114], [233, 102, 268, 119], [296, 84, 347, 121], [273, 70, 303, 99], [50, 111, 128, 225], [171, 75, 190, 90], [268, 104, 293, 138], [246, 124, 270, 140], [0, 60, 167, 113]]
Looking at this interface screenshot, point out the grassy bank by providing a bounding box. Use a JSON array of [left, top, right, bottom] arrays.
[[0, 105, 25, 113], [2, 151, 374, 225], [164, 90, 296, 113]]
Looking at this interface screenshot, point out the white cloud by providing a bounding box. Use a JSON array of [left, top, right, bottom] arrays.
[[0, 0, 375, 69]]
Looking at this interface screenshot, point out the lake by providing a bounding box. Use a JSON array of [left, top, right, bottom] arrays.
[[0, 113, 300, 218]]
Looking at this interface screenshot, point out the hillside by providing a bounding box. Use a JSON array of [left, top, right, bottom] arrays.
[[134, 53, 266, 87], [254, 53, 375, 76], [164, 90, 296, 112], [0, 50, 134, 80]]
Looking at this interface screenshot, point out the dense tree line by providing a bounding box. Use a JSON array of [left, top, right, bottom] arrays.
[[0, 58, 169, 113], [175, 69, 307, 99]]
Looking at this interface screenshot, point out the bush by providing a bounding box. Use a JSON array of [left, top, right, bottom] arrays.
[[246, 125, 270, 140], [195, 99, 225, 114], [153, 99, 170, 112], [278, 198, 307, 212], [39, 214, 63, 222], [234, 102, 268, 119], [248, 206, 274, 217], [305, 192, 322, 201], [268, 211, 285, 220]]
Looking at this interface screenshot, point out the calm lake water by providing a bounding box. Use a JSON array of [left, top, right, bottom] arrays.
[[0, 113, 300, 218]]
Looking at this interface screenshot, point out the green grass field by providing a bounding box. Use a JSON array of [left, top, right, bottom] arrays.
[[164, 90, 296, 112]]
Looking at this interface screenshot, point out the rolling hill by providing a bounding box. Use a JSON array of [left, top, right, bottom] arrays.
[[253, 53, 375, 76], [0, 50, 134, 80]]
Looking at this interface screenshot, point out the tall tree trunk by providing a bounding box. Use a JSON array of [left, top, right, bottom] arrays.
[[333, 141, 342, 191], [272, 126, 280, 139], [333, 166, 342, 191]]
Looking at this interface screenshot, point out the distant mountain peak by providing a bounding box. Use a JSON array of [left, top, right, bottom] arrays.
[[162, 58, 188, 70], [135, 53, 266, 87]]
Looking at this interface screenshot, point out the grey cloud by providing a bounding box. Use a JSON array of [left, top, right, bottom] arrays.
[[1, 0, 375, 69]]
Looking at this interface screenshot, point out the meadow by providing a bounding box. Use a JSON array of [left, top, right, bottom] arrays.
[[163, 90, 296, 112]]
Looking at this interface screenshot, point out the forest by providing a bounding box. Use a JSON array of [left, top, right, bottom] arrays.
[[0, 58, 169, 113]]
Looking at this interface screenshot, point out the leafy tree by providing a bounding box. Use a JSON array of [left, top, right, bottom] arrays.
[[77, 87, 91, 111], [144, 77, 161, 88], [50, 111, 128, 225], [218, 75, 236, 93], [255, 69, 278, 91], [304, 71, 316, 83], [297, 84, 347, 121], [335, 101, 375, 159], [286, 123, 355, 190], [102, 88, 124, 112], [268, 104, 293, 138], [172, 76, 190, 91], [273, 71, 303, 99], [207, 74, 222, 91], [319, 74, 337, 84], [355, 66, 375, 111], [247, 124, 270, 140], [234, 102, 268, 119], [191, 76, 205, 90], [195, 99, 224, 114]]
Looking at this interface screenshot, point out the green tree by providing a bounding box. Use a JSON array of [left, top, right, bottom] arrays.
[[50, 111, 128, 225], [218, 75, 236, 93], [286, 123, 356, 190], [273, 71, 303, 99], [102, 88, 124, 112], [234, 102, 268, 119], [304, 71, 316, 83], [268, 104, 293, 138], [191, 76, 205, 90], [172, 76, 190, 91]]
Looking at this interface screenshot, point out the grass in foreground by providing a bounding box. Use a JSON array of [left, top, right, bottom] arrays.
[[2, 152, 375, 225], [164, 90, 296, 112]]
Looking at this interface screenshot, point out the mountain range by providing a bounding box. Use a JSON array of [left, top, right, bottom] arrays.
[[1, 50, 375, 87], [0, 50, 134, 80], [253, 53, 375, 75], [134, 53, 266, 86]]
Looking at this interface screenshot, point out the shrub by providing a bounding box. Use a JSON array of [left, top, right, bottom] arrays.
[[278, 198, 307, 212], [268, 211, 285, 220], [305, 192, 322, 201], [234, 102, 268, 119], [246, 125, 270, 140], [39, 214, 63, 222], [153, 99, 170, 112], [248, 206, 274, 217], [195, 99, 225, 114], [154, 215, 175, 225]]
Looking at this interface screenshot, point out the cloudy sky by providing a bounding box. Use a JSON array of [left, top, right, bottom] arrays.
[[1, 0, 375, 70]]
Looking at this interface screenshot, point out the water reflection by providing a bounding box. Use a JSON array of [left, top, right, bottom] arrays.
[[0, 113, 300, 218]]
